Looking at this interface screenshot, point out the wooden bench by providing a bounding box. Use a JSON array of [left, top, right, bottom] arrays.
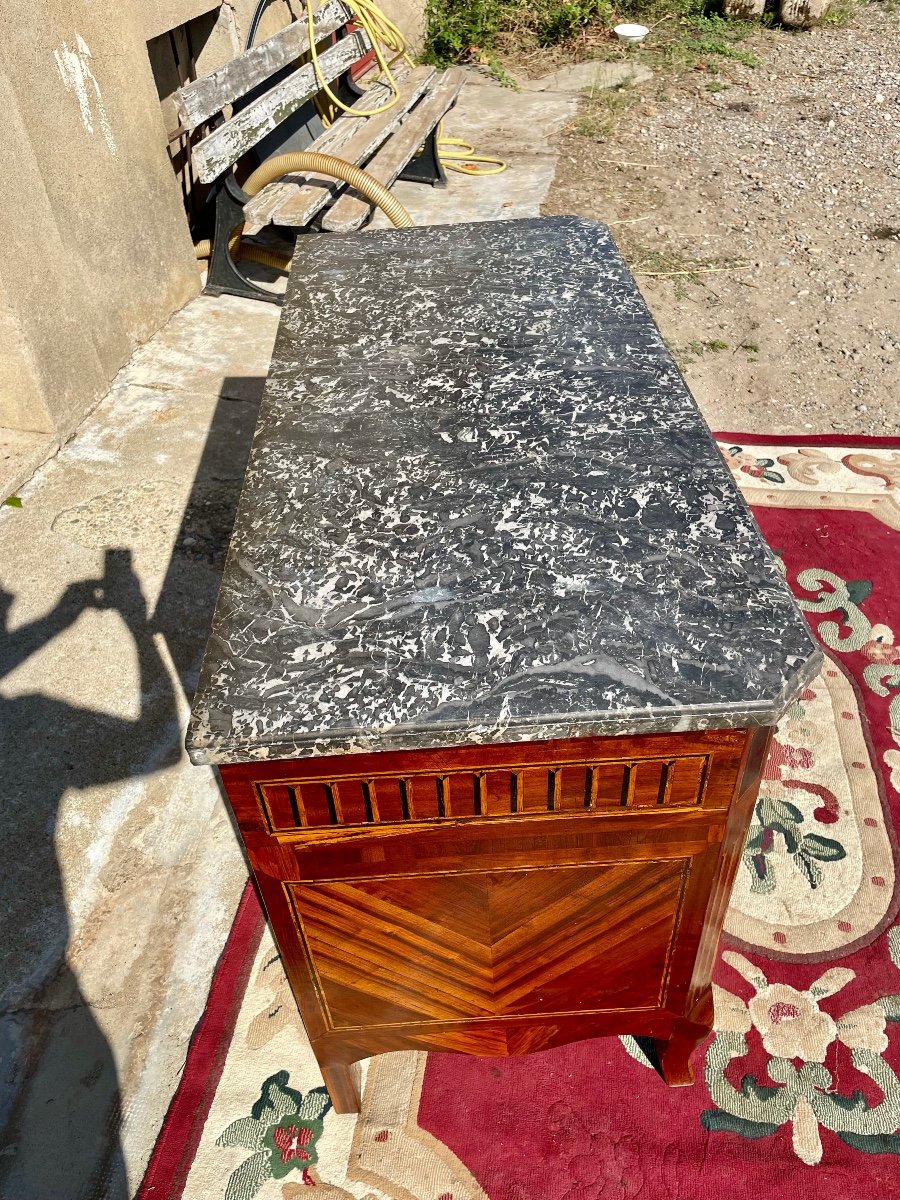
[[174, 2, 464, 302]]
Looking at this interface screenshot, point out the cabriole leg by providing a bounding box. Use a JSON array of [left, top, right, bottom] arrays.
[[320, 1061, 361, 1114]]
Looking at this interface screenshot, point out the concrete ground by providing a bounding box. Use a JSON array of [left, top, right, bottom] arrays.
[[0, 74, 575, 1200]]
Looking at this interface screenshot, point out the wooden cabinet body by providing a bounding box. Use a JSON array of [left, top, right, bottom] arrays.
[[220, 724, 771, 1112]]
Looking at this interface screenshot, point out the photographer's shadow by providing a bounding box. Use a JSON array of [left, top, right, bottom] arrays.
[[0, 549, 179, 1200]]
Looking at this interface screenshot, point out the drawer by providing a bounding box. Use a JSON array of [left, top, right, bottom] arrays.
[[288, 857, 689, 1029], [245, 730, 748, 835]]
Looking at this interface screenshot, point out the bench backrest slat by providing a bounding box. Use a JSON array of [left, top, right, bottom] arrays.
[[242, 62, 411, 233], [191, 30, 371, 184], [176, 0, 351, 132]]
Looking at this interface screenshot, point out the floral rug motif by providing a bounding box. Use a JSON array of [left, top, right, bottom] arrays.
[[139, 436, 900, 1200]]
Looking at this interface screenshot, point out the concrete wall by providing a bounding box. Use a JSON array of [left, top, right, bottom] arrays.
[[0, 3, 205, 437], [0, 0, 424, 442]]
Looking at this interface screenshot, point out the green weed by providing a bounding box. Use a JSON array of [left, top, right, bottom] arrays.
[[427, 0, 763, 88], [822, 0, 859, 27], [422, 0, 614, 64], [422, 0, 757, 72], [573, 84, 639, 138], [421, 0, 504, 66]]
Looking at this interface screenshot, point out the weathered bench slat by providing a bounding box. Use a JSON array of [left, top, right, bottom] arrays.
[[175, 1, 351, 131], [241, 63, 412, 234], [248, 66, 438, 231], [321, 68, 464, 234], [192, 31, 371, 184]]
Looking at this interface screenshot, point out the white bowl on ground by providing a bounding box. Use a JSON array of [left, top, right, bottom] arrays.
[[613, 23, 649, 44]]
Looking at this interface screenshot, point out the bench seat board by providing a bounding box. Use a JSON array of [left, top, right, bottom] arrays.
[[192, 30, 371, 184], [241, 66, 405, 232], [244, 65, 437, 231], [321, 67, 464, 233]]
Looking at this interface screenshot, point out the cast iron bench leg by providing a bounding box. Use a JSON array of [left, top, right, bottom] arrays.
[[205, 174, 285, 305]]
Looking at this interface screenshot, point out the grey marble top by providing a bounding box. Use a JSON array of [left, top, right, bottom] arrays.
[[187, 217, 820, 766]]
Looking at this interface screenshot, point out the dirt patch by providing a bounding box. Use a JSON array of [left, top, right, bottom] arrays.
[[543, 5, 900, 435]]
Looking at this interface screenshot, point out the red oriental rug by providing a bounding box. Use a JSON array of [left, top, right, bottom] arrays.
[[139, 435, 900, 1200]]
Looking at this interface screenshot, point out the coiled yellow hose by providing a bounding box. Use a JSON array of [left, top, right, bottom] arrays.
[[308, 0, 409, 119], [194, 150, 414, 275], [306, 0, 507, 175]]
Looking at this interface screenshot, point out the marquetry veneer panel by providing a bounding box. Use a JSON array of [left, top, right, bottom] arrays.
[[290, 858, 688, 1029], [219, 725, 772, 1112]]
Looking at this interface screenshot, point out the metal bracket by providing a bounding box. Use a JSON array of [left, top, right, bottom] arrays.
[[204, 173, 284, 305], [398, 126, 446, 188]]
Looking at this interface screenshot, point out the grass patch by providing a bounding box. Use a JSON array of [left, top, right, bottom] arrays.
[[684, 337, 729, 354], [422, 0, 760, 78], [422, 0, 615, 67], [623, 244, 742, 296], [627, 244, 697, 275], [573, 84, 639, 138], [625, 242, 749, 279], [822, 0, 859, 26], [674, 336, 730, 368], [644, 15, 760, 73]]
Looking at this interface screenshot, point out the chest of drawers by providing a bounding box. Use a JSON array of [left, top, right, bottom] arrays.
[[188, 217, 819, 1111]]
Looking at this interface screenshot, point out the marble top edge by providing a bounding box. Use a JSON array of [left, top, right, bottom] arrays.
[[188, 644, 823, 766]]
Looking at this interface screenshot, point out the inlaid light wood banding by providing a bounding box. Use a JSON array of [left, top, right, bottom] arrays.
[[256, 753, 710, 831]]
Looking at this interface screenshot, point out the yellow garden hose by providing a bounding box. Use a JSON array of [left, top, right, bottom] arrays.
[[305, 0, 507, 175], [194, 150, 413, 274], [308, 0, 410, 119], [193, 236, 292, 272], [434, 123, 507, 176]]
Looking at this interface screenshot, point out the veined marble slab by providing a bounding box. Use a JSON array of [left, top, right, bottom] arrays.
[[187, 217, 820, 765]]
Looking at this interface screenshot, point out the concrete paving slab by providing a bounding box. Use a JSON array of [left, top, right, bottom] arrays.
[[370, 151, 563, 229], [0, 70, 573, 1200], [0, 297, 278, 1199], [520, 60, 653, 92], [369, 73, 575, 230], [0, 427, 58, 502], [444, 75, 578, 154]]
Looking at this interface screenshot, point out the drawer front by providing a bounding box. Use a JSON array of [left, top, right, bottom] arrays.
[[288, 858, 689, 1030], [245, 730, 747, 835]]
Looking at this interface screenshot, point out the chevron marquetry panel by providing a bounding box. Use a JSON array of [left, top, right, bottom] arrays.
[[290, 859, 687, 1029]]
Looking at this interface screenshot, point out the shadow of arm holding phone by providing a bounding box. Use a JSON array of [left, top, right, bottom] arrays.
[[0, 548, 179, 1200], [1, 375, 264, 1198]]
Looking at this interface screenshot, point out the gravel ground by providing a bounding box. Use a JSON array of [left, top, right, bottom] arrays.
[[543, 4, 900, 436]]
